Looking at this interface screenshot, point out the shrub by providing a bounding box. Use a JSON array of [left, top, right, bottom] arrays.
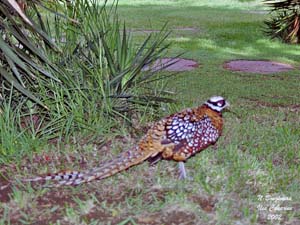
[[43, 0, 175, 121], [0, 0, 175, 147], [0, 0, 60, 107]]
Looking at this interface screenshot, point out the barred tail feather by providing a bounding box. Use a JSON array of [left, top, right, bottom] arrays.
[[23, 170, 79, 181], [26, 147, 155, 187], [23, 170, 83, 183]]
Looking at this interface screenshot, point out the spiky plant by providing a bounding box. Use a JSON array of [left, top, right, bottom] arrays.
[[0, 0, 61, 107], [264, 0, 300, 44], [0, 0, 175, 151], [46, 0, 176, 116]]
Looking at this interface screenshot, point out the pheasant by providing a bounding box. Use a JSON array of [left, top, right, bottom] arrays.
[[26, 96, 229, 187]]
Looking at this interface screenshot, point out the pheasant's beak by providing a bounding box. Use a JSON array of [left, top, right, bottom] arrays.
[[223, 101, 230, 111], [224, 102, 240, 119], [225, 101, 230, 108]]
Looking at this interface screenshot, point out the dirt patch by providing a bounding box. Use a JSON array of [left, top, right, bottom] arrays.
[[134, 204, 199, 225], [223, 60, 294, 74], [0, 166, 16, 204], [143, 58, 199, 72], [81, 208, 113, 223], [36, 189, 85, 207], [0, 172, 12, 203], [242, 96, 300, 109], [188, 195, 217, 213]]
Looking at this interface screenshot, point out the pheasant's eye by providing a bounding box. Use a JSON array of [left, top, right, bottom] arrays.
[[217, 100, 225, 107], [208, 99, 225, 107]]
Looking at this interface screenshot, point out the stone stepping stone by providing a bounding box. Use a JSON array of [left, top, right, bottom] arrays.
[[143, 58, 199, 72], [223, 60, 294, 74]]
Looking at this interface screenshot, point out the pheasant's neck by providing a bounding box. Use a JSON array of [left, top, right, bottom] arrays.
[[196, 105, 224, 132]]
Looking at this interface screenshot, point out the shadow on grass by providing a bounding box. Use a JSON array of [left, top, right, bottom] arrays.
[[117, 5, 300, 64]]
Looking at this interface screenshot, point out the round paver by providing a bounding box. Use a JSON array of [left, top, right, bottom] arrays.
[[143, 58, 199, 72], [223, 60, 293, 74]]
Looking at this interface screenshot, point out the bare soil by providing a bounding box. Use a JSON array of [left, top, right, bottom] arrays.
[[0, 172, 11, 203]]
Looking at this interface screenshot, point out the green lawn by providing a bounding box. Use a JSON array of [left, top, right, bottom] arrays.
[[1, 1, 300, 224]]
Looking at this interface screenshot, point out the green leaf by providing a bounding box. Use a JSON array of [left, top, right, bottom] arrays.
[[0, 67, 48, 109], [0, 37, 35, 79], [4, 55, 25, 87], [14, 48, 60, 82]]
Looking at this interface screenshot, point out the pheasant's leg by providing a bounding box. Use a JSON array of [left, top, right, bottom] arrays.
[[178, 162, 188, 179]]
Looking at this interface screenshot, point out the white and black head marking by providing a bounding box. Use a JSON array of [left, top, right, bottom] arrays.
[[205, 96, 229, 112]]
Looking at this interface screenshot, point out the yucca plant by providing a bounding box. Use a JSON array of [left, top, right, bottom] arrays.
[[0, 0, 81, 148], [1, 0, 175, 148], [47, 0, 176, 116], [0, 0, 62, 107], [264, 0, 300, 43]]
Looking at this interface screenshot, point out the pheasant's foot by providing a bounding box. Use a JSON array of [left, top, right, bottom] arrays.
[[178, 162, 193, 180], [178, 162, 187, 179]]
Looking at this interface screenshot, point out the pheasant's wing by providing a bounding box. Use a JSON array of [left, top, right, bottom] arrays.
[[164, 109, 218, 159], [165, 109, 196, 144], [163, 108, 198, 159]]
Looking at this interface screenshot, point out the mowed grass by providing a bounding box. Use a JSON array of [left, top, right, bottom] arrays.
[[1, 1, 300, 224]]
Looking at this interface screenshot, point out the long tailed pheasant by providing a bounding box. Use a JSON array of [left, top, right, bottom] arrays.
[[26, 96, 229, 187]]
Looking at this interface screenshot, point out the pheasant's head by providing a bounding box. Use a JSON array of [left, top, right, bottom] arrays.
[[205, 96, 229, 112]]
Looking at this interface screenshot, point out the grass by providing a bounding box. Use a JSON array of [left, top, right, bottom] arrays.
[[1, 0, 300, 224]]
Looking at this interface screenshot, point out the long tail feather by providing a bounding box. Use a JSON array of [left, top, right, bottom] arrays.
[[23, 170, 83, 182], [25, 147, 156, 187]]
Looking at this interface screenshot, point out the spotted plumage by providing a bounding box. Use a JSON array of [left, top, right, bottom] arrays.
[[25, 96, 229, 187]]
